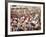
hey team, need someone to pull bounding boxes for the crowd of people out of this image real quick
[10,5,41,31]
